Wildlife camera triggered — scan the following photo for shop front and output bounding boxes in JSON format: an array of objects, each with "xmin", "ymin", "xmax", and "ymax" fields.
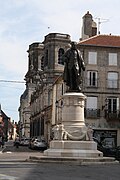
[{"xmin": 93, "ymin": 129, "xmax": 117, "ymax": 148}]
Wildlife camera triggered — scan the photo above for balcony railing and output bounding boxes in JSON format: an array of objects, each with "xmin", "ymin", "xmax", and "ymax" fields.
[
  {"xmin": 84, "ymin": 108, "xmax": 100, "ymax": 119},
  {"xmin": 105, "ymin": 110, "xmax": 120, "ymax": 121}
]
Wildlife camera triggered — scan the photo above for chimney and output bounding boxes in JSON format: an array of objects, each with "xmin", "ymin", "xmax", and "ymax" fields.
[{"xmin": 81, "ymin": 11, "xmax": 97, "ymax": 40}]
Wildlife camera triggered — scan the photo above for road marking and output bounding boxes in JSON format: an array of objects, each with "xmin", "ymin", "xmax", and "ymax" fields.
[
  {"xmin": 0, "ymin": 162, "xmax": 37, "ymax": 165},
  {"xmin": 0, "ymin": 173, "xmax": 18, "ymax": 180}
]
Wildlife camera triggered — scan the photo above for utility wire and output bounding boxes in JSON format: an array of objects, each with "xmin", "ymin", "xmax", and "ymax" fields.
[
  {"xmin": 0, "ymin": 85, "xmax": 24, "ymax": 90},
  {"xmin": 0, "ymin": 79, "xmax": 25, "ymax": 83}
]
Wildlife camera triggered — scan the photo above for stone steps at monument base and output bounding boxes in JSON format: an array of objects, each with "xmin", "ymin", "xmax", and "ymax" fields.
[
  {"xmin": 29, "ymin": 155, "xmax": 119, "ymax": 165},
  {"xmin": 44, "ymin": 149, "xmax": 103, "ymax": 157}
]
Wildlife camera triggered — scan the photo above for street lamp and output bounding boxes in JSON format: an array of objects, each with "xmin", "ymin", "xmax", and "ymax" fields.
[{"xmin": 102, "ymin": 98, "xmax": 109, "ymax": 110}]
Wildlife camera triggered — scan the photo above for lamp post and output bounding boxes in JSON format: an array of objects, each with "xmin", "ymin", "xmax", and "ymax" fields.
[{"xmin": 102, "ymin": 98, "xmax": 109, "ymax": 110}]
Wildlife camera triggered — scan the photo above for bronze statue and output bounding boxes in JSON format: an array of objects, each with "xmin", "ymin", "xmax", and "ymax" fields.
[{"xmin": 63, "ymin": 42, "xmax": 85, "ymax": 92}]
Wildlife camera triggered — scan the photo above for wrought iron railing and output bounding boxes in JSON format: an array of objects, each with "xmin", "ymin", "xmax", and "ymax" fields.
[
  {"xmin": 84, "ymin": 108, "xmax": 100, "ymax": 118},
  {"xmin": 105, "ymin": 110, "xmax": 120, "ymax": 121}
]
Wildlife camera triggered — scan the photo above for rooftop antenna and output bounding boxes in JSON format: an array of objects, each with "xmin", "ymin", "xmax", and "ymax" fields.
[{"xmin": 95, "ymin": 17, "xmax": 109, "ymax": 34}]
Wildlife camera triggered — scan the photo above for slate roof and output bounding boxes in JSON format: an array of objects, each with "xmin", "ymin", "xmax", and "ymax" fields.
[{"xmin": 78, "ymin": 35, "xmax": 120, "ymax": 48}]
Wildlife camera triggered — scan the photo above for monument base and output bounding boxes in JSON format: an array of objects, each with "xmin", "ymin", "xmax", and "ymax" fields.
[
  {"xmin": 44, "ymin": 140, "xmax": 103, "ymax": 158},
  {"xmin": 29, "ymin": 92, "xmax": 118, "ymax": 164},
  {"xmin": 29, "ymin": 140, "xmax": 118, "ymax": 164}
]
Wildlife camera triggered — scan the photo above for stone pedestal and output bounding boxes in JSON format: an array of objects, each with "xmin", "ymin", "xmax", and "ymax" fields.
[
  {"xmin": 62, "ymin": 93, "xmax": 87, "ymax": 140},
  {"xmin": 44, "ymin": 140, "xmax": 103, "ymax": 157},
  {"xmin": 44, "ymin": 92, "xmax": 103, "ymax": 158},
  {"xmin": 62, "ymin": 92, "xmax": 86, "ymax": 128}
]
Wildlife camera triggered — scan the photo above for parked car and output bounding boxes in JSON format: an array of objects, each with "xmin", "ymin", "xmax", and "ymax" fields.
[
  {"xmin": 93, "ymin": 137, "xmax": 120, "ymax": 160},
  {"xmin": 29, "ymin": 138, "xmax": 48, "ymax": 151},
  {"xmin": 115, "ymin": 146, "xmax": 120, "ymax": 161},
  {"xmin": 20, "ymin": 138, "xmax": 31, "ymax": 146}
]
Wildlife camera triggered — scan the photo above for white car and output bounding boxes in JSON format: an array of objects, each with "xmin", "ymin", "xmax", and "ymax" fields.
[{"xmin": 29, "ymin": 138, "xmax": 47, "ymax": 150}]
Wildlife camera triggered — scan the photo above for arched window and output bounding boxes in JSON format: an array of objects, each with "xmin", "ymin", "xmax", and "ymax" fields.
[
  {"xmin": 58, "ymin": 48, "xmax": 64, "ymax": 65},
  {"xmin": 44, "ymin": 49, "xmax": 48, "ymax": 66},
  {"xmin": 33, "ymin": 52, "xmax": 38, "ymax": 70},
  {"xmin": 41, "ymin": 56, "xmax": 44, "ymax": 70}
]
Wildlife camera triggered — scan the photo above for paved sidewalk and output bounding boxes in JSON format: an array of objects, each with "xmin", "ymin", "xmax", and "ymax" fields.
[
  {"xmin": 0, "ymin": 151, "xmax": 43, "ymax": 162},
  {"xmin": 0, "ymin": 146, "xmax": 5, "ymax": 153},
  {"xmin": 0, "ymin": 140, "xmax": 43, "ymax": 162},
  {"xmin": 0, "ymin": 139, "xmax": 14, "ymax": 153}
]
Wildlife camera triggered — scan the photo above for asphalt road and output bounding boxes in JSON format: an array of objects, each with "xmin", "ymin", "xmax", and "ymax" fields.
[
  {"xmin": 0, "ymin": 141, "xmax": 120, "ymax": 180},
  {"xmin": 0, "ymin": 162, "xmax": 120, "ymax": 180}
]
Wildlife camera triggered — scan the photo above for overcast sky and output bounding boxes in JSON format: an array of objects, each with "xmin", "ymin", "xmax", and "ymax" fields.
[{"xmin": 0, "ymin": 0, "xmax": 120, "ymax": 122}]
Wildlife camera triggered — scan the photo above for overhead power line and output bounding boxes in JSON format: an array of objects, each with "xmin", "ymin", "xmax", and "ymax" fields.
[{"xmin": 0, "ymin": 79, "xmax": 25, "ymax": 83}]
